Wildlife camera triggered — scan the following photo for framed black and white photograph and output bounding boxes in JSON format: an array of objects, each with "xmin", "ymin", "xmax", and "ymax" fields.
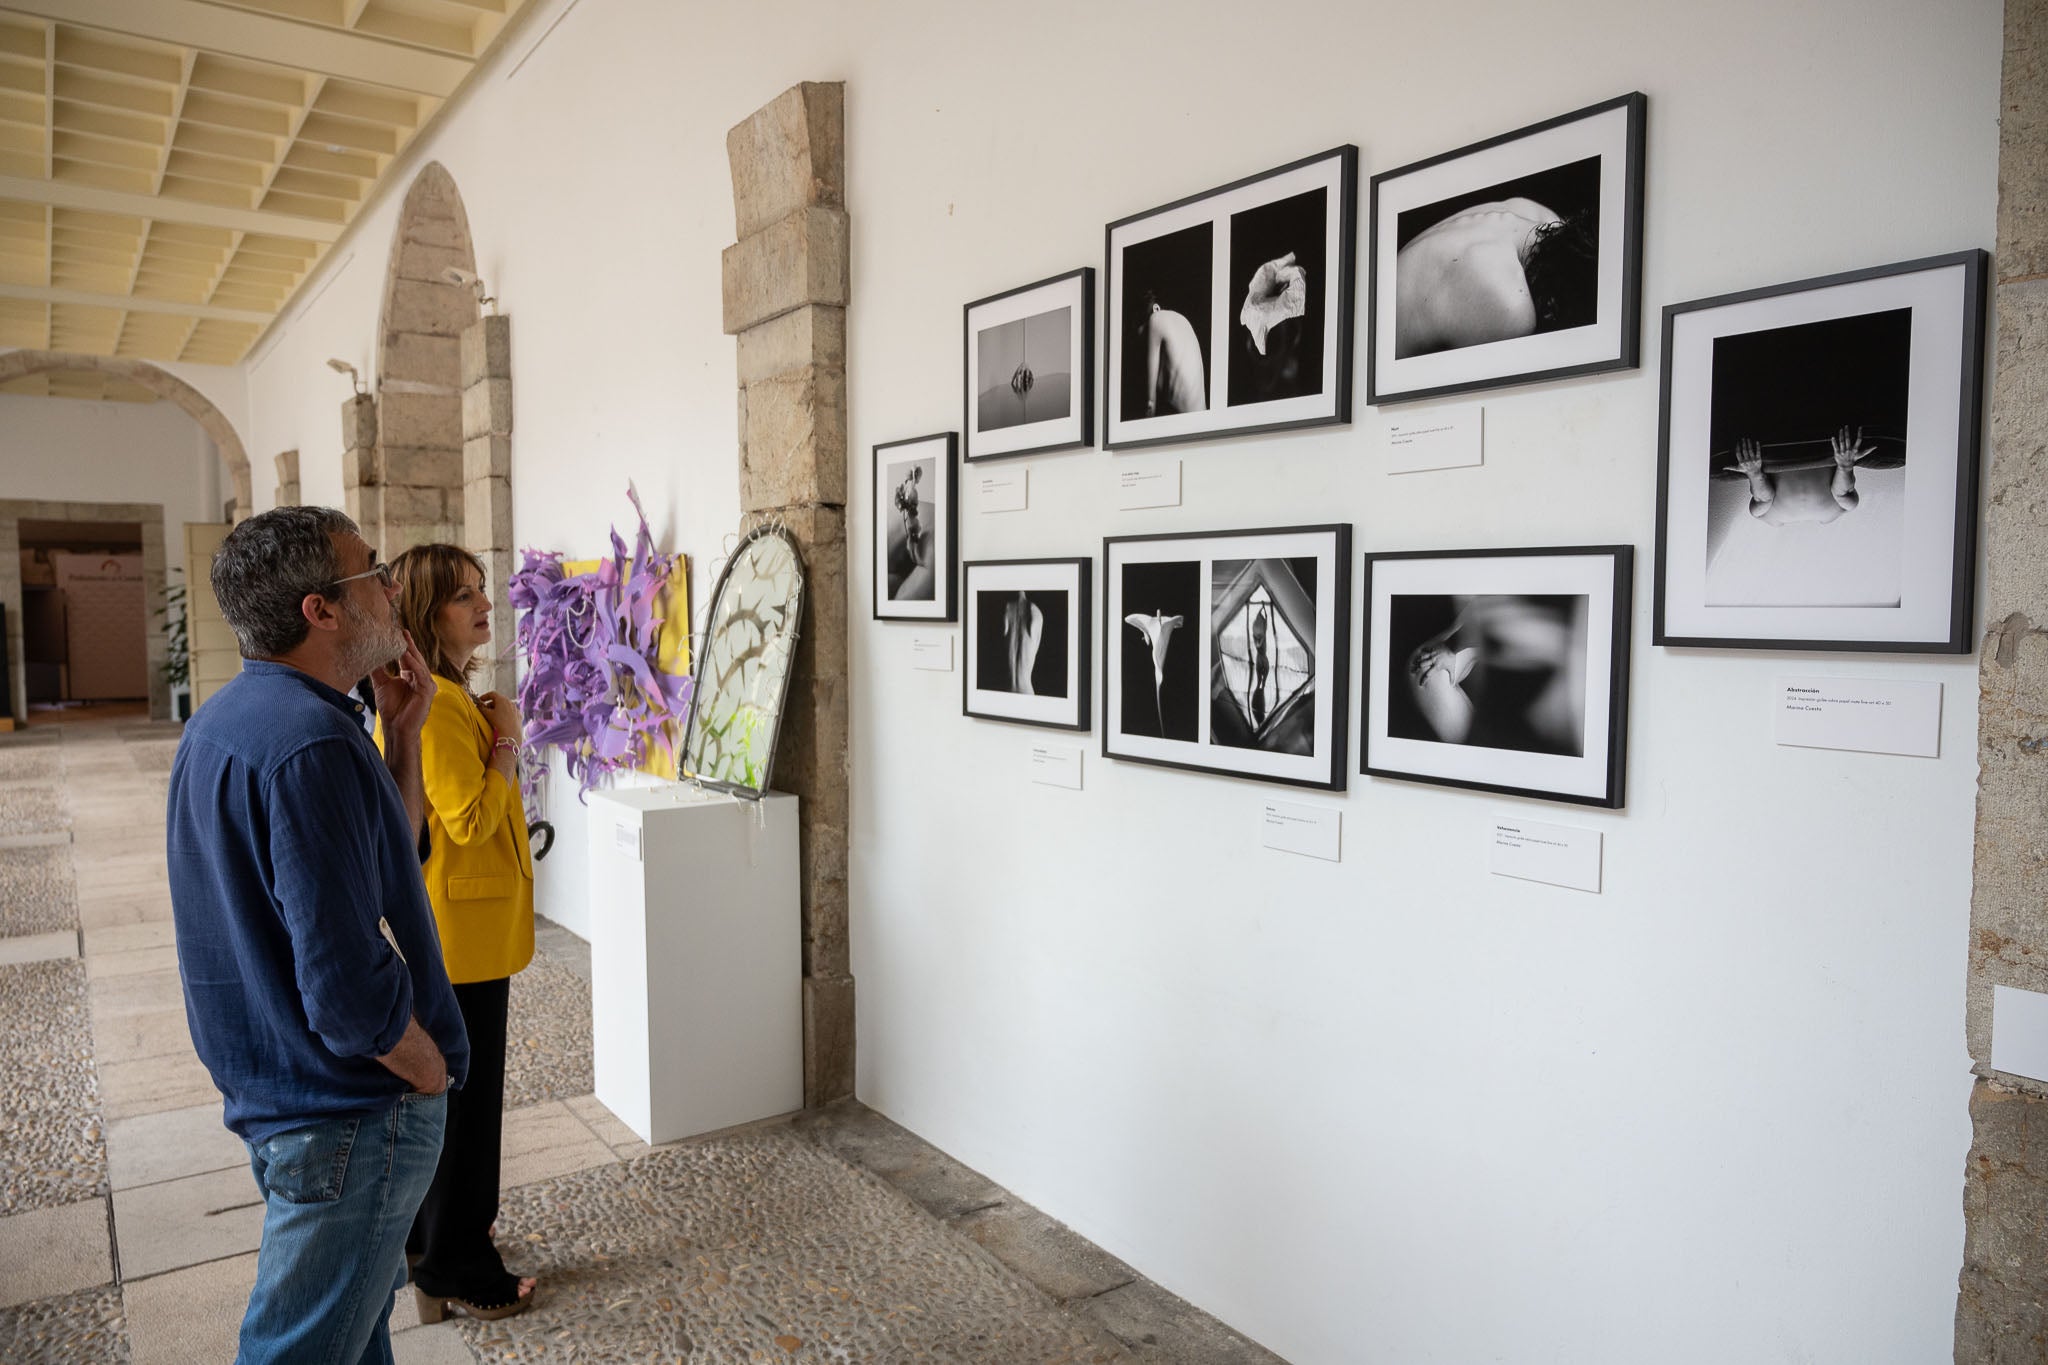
[
  {"xmin": 872, "ymin": 431, "xmax": 958, "ymax": 622},
  {"xmin": 1654, "ymin": 250, "xmax": 1988, "ymax": 652},
  {"xmin": 1104, "ymin": 146, "xmax": 1357, "ymax": 450},
  {"xmin": 1367, "ymin": 93, "xmax": 1645, "ymax": 405},
  {"xmin": 964, "ymin": 268, "xmax": 1093, "ymax": 461},
  {"xmin": 963, "ymin": 558, "xmax": 1091, "ymax": 730},
  {"xmin": 1104, "ymin": 525, "xmax": 1351, "ymax": 790},
  {"xmin": 1362, "ymin": 546, "xmax": 1632, "ymax": 808}
]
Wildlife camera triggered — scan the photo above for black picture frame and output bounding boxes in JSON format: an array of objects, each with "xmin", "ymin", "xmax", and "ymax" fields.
[
  {"xmin": 1103, "ymin": 524, "xmax": 1351, "ymax": 791},
  {"xmin": 963, "ymin": 268, "xmax": 1095, "ymax": 462},
  {"xmin": 962, "ymin": 557, "xmax": 1092, "ymax": 730},
  {"xmin": 1104, "ymin": 146, "xmax": 1357, "ymax": 451},
  {"xmin": 871, "ymin": 432, "xmax": 959, "ymax": 622},
  {"xmin": 1367, "ymin": 92, "xmax": 1646, "ymax": 406},
  {"xmin": 1652, "ymin": 250, "xmax": 1988, "ymax": 653},
  {"xmin": 1361, "ymin": 545, "xmax": 1633, "ymax": 809}
]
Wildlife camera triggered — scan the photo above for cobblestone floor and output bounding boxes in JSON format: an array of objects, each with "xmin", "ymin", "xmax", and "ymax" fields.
[
  {"xmin": 0, "ymin": 1285, "xmax": 129, "ymax": 1364},
  {"xmin": 462, "ymin": 1131, "xmax": 1128, "ymax": 1364},
  {"xmin": 506, "ymin": 945, "xmax": 595, "ymax": 1110},
  {"xmin": 0, "ymin": 749, "xmax": 61, "ymax": 782},
  {"xmin": 0, "ymin": 959, "xmax": 105, "ymax": 1215},
  {"xmin": 0, "ymin": 785, "xmax": 66, "ymax": 836},
  {"xmin": 0, "ymin": 846, "xmax": 77, "ymax": 937}
]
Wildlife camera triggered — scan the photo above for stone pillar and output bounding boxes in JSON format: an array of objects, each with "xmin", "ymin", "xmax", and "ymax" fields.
[
  {"xmin": 1956, "ymin": 2, "xmax": 2048, "ymax": 1358},
  {"xmin": 274, "ymin": 450, "xmax": 300, "ymax": 508},
  {"xmin": 340, "ymin": 393, "xmax": 380, "ymax": 544},
  {"xmin": 723, "ymin": 81, "xmax": 853, "ymax": 1106},
  {"xmin": 462, "ymin": 314, "xmax": 516, "ymax": 698}
]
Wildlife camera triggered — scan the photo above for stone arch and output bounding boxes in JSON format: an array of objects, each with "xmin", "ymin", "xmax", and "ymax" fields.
[
  {"xmin": 0, "ymin": 350, "xmax": 250, "ymax": 516},
  {"xmin": 359, "ymin": 160, "xmax": 480, "ymax": 558}
]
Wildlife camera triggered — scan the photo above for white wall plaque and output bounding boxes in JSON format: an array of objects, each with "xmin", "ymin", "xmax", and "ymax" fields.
[
  {"xmin": 1261, "ymin": 800, "xmax": 1341, "ymax": 862},
  {"xmin": 1993, "ymin": 985, "xmax": 2048, "ymax": 1085},
  {"xmin": 1385, "ymin": 407, "xmax": 1483, "ymax": 474},
  {"xmin": 1028, "ymin": 742, "xmax": 1084, "ymax": 789},
  {"xmin": 1775, "ymin": 676, "xmax": 1941, "ymax": 758},
  {"xmin": 910, "ymin": 635, "xmax": 954, "ymax": 671},
  {"xmin": 1490, "ymin": 819, "xmax": 1602, "ymax": 893},
  {"xmin": 974, "ymin": 468, "xmax": 1028, "ymax": 513},
  {"xmin": 1115, "ymin": 455, "xmax": 1183, "ymax": 510}
]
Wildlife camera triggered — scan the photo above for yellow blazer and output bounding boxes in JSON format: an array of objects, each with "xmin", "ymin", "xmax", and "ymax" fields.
[{"xmin": 378, "ymin": 675, "xmax": 534, "ymax": 984}]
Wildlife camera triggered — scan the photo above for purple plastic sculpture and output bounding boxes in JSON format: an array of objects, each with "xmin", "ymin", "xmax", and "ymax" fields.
[{"xmin": 507, "ymin": 485, "xmax": 693, "ymax": 800}]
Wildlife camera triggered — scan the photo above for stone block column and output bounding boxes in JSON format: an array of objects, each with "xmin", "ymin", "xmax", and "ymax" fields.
[
  {"xmin": 340, "ymin": 393, "xmax": 380, "ymax": 545},
  {"xmin": 722, "ymin": 80, "xmax": 853, "ymax": 1106},
  {"xmin": 274, "ymin": 450, "xmax": 300, "ymax": 508},
  {"xmin": 462, "ymin": 314, "xmax": 516, "ymax": 698},
  {"xmin": 1957, "ymin": 1, "xmax": 2048, "ymax": 1357}
]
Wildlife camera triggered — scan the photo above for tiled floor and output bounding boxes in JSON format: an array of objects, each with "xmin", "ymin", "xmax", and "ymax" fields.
[{"xmin": 0, "ymin": 705, "xmax": 1285, "ymax": 1364}]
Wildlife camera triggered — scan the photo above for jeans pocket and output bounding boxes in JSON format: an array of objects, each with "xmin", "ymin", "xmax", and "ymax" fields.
[{"xmin": 255, "ymin": 1117, "xmax": 359, "ymax": 1205}]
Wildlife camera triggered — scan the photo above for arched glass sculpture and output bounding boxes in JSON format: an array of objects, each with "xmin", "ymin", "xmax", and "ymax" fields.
[{"xmin": 680, "ymin": 525, "xmax": 805, "ymax": 797}]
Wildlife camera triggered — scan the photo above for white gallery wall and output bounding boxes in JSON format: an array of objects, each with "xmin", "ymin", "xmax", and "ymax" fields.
[
  {"xmin": 0, "ymin": 393, "xmax": 229, "ymax": 551},
  {"xmin": 233, "ymin": 1, "xmax": 2003, "ymax": 1360}
]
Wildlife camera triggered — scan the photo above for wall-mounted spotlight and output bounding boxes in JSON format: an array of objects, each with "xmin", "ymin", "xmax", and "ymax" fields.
[
  {"xmin": 325, "ymin": 358, "xmax": 366, "ymax": 395},
  {"xmin": 442, "ymin": 267, "xmax": 498, "ymax": 315}
]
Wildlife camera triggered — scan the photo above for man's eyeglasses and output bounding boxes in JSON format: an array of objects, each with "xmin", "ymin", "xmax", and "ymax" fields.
[{"xmin": 325, "ymin": 561, "xmax": 393, "ymax": 595}]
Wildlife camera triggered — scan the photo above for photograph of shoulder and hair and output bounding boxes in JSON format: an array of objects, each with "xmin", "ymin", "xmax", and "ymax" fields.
[
  {"xmin": 1106, "ymin": 145, "xmax": 1356, "ymax": 450},
  {"xmin": 167, "ymin": 507, "xmax": 478, "ymax": 1359},
  {"xmin": 871, "ymin": 432, "xmax": 958, "ymax": 621},
  {"xmin": 964, "ymin": 268, "xmax": 1094, "ymax": 461},
  {"xmin": 962, "ymin": 558, "xmax": 1091, "ymax": 730},
  {"xmin": 1362, "ymin": 546, "xmax": 1632, "ymax": 808},
  {"xmin": 1368, "ymin": 93, "xmax": 1645, "ymax": 405},
  {"xmin": 1654, "ymin": 250, "xmax": 1989, "ymax": 652},
  {"xmin": 1105, "ymin": 526, "xmax": 1350, "ymax": 790}
]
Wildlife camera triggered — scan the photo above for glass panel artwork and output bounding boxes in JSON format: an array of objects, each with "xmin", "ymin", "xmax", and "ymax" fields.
[{"xmin": 682, "ymin": 528, "xmax": 805, "ymax": 796}]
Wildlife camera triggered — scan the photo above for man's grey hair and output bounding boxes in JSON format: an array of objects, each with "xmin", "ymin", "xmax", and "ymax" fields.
[{"xmin": 210, "ymin": 506, "xmax": 359, "ymax": 659}]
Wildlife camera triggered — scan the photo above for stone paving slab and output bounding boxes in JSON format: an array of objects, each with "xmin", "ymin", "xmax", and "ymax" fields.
[
  {"xmin": 0, "ymin": 959, "xmax": 106, "ymax": 1215},
  {"xmin": 119, "ymin": 1249, "xmax": 252, "ymax": 1365},
  {"xmin": 0, "ymin": 930, "xmax": 77, "ymax": 966},
  {"xmin": 0, "ymin": 1198, "xmax": 112, "ymax": 1309},
  {"xmin": 80, "ymin": 922, "xmax": 173, "ymax": 957},
  {"xmin": 505, "ymin": 945, "xmax": 594, "ymax": 1111},
  {"xmin": 0, "ymin": 785, "xmax": 66, "ymax": 836},
  {"xmin": 0, "ymin": 845, "xmax": 78, "ymax": 937},
  {"xmin": 105, "ymin": 1102, "xmax": 240, "ymax": 1193},
  {"xmin": 78, "ymin": 893, "xmax": 173, "ymax": 931},
  {"xmin": 455, "ymin": 1130, "xmax": 1128, "ymax": 1363},
  {"xmin": 98, "ymin": 1050, "xmax": 216, "ymax": 1122},
  {"xmin": 83, "ymin": 945, "xmax": 177, "ymax": 981},
  {"xmin": 0, "ymin": 1282, "xmax": 129, "ymax": 1363},
  {"xmin": 91, "ymin": 1005, "xmax": 197, "ymax": 1068},
  {"xmin": 123, "ymin": 743, "xmax": 179, "ymax": 774},
  {"xmin": 111, "ymin": 1165, "xmax": 263, "ymax": 1280},
  {"xmin": 501, "ymin": 1100, "xmax": 616, "ymax": 1190}
]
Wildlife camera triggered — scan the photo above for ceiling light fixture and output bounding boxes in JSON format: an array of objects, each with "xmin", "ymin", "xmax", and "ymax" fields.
[{"xmin": 325, "ymin": 358, "xmax": 366, "ymax": 395}]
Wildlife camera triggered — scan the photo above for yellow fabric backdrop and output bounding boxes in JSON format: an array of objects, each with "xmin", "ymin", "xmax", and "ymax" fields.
[{"xmin": 558, "ymin": 556, "xmax": 690, "ymax": 778}]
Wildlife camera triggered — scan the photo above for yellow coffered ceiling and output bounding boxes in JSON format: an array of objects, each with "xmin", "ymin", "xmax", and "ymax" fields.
[{"xmin": 0, "ymin": 0, "xmax": 533, "ymax": 372}]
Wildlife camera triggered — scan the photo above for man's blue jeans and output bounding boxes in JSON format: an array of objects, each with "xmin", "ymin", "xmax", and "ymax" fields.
[{"xmin": 236, "ymin": 1092, "xmax": 447, "ymax": 1365}]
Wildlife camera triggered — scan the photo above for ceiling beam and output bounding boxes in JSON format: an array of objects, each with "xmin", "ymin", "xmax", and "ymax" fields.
[
  {"xmin": 0, "ymin": 0, "xmax": 470, "ymax": 97},
  {"xmin": 0, "ymin": 280, "xmax": 270, "ymax": 324},
  {"xmin": 0, "ymin": 173, "xmax": 340, "ymax": 240}
]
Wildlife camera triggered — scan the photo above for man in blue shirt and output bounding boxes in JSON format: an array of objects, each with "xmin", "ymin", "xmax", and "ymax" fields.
[{"xmin": 168, "ymin": 506, "xmax": 471, "ymax": 1365}]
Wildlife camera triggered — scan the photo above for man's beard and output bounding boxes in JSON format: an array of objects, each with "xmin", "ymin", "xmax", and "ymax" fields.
[{"xmin": 335, "ymin": 591, "xmax": 406, "ymax": 682}]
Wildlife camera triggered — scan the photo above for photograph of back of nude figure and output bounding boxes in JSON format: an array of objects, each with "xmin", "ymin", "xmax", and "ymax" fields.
[
  {"xmin": 1385, "ymin": 593, "xmax": 1589, "ymax": 758},
  {"xmin": 1703, "ymin": 307, "xmax": 1911, "ymax": 609},
  {"xmin": 1392, "ymin": 155, "xmax": 1600, "ymax": 360},
  {"xmin": 973, "ymin": 588, "xmax": 1069, "ymax": 698},
  {"xmin": 1119, "ymin": 223, "xmax": 1213, "ymax": 423}
]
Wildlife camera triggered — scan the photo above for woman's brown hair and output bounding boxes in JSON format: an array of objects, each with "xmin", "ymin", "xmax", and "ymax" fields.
[{"xmin": 389, "ymin": 543, "xmax": 489, "ymax": 688}]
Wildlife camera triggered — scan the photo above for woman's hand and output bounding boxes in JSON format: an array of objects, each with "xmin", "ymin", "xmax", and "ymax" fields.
[{"xmin": 477, "ymin": 691, "xmax": 524, "ymax": 743}]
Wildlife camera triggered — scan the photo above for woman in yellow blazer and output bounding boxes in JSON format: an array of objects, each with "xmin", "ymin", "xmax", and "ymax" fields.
[{"xmin": 381, "ymin": 543, "xmax": 536, "ymax": 1322}]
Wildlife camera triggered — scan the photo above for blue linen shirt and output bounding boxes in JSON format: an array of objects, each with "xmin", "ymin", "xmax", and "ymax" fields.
[{"xmin": 167, "ymin": 659, "xmax": 470, "ymax": 1143}]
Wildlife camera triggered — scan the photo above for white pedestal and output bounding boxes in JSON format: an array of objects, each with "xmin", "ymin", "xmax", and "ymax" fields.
[{"xmin": 585, "ymin": 784, "xmax": 802, "ymax": 1144}]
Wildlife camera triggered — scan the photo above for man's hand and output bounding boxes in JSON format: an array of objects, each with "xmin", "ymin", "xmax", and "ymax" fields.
[
  {"xmin": 371, "ymin": 631, "xmax": 435, "ymax": 744},
  {"xmin": 376, "ymin": 1016, "xmax": 448, "ymax": 1095}
]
